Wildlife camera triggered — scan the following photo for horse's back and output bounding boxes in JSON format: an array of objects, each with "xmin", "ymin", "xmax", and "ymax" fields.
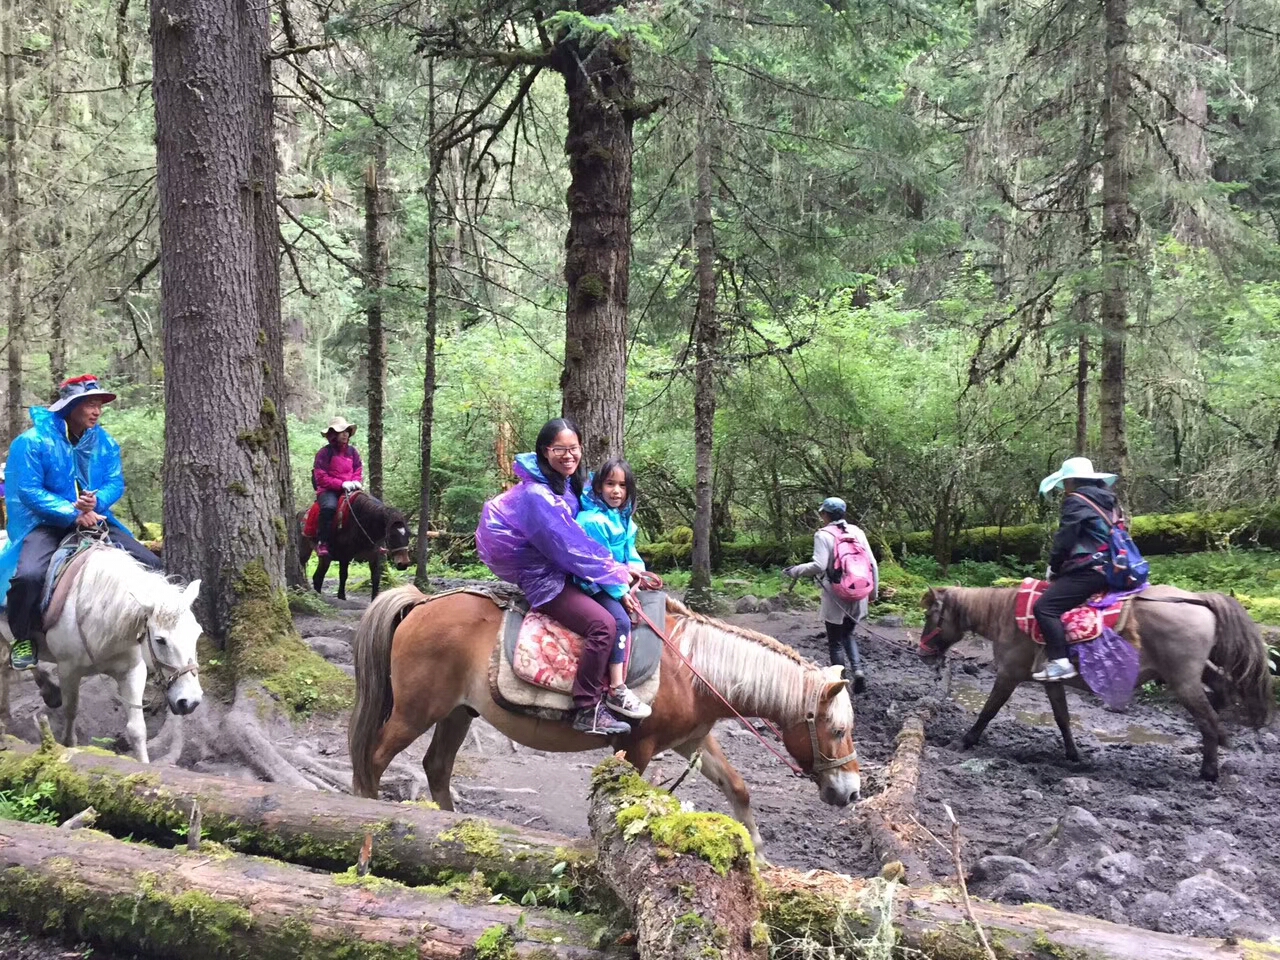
[
  {"xmin": 1132, "ymin": 585, "xmax": 1219, "ymax": 646},
  {"xmin": 395, "ymin": 590, "xmax": 504, "ymax": 660}
]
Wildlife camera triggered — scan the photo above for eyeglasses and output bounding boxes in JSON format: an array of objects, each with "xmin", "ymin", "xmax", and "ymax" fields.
[{"xmin": 548, "ymin": 445, "xmax": 581, "ymax": 457}]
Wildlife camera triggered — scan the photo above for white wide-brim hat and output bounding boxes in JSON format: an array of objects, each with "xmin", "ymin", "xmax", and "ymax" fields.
[
  {"xmin": 1039, "ymin": 457, "xmax": 1118, "ymax": 496},
  {"xmin": 323, "ymin": 416, "xmax": 357, "ymax": 438}
]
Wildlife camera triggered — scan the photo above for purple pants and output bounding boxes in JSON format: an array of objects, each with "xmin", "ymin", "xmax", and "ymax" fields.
[{"xmin": 536, "ymin": 583, "xmax": 618, "ymax": 710}]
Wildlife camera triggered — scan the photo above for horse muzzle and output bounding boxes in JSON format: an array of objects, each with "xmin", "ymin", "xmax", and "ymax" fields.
[
  {"xmin": 168, "ymin": 694, "xmax": 202, "ymax": 716},
  {"xmin": 820, "ymin": 771, "xmax": 861, "ymax": 807}
]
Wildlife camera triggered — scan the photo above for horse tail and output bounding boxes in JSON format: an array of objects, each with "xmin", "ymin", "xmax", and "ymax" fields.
[
  {"xmin": 1203, "ymin": 592, "xmax": 1275, "ymax": 728},
  {"xmin": 349, "ymin": 583, "xmax": 427, "ymax": 797}
]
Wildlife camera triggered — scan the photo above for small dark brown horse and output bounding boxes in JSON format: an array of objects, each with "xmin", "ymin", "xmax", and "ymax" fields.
[
  {"xmin": 297, "ymin": 492, "xmax": 412, "ymax": 600},
  {"xmin": 918, "ymin": 585, "xmax": 1274, "ymax": 781}
]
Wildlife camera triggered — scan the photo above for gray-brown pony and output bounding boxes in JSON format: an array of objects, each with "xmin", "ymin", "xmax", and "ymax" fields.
[{"xmin": 917, "ymin": 585, "xmax": 1273, "ymax": 780}]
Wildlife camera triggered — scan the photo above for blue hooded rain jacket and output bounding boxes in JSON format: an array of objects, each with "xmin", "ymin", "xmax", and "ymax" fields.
[
  {"xmin": 0, "ymin": 407, "xmax": 130, "ymax": 606},
  {"xmin": 575, "ymin": 486, "xmax": 645, "ymax": 599}
]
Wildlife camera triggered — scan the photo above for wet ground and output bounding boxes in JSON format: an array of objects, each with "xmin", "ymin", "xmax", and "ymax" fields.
[{"xmin": 3, "ymin": 593, "xmax": 1279, "ymax": 955}]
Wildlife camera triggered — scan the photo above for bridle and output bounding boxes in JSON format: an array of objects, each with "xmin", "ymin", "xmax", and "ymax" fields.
[
  {"xmin": 139, "ymin": 621, "xmax": 200, "ymax": 692},
  {"xmin": 343, "ymin": 491, "xmax": 406, "ymax": 559},
  {"xmin": 634, "ymin": 606, "xmax": 858, "ymax": 780}
]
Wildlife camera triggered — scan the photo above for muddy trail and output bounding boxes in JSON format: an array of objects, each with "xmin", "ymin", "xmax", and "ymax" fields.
[{"xmin": 3, "ymin": 588, "xmax": 1279, "ymax": 957}]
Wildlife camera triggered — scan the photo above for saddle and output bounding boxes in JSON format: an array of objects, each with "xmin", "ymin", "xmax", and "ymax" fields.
[
  {"xmin": 1014, "ymin": 578, "xmax": 1138, "ymax": 646},
  {"xmin": 488, "ymin": 590, "xmax": 666, "ymax": 722},
  {"xmin": 302, "ymin": 495, "xmax": 355, "ymax": 539},
  {"xmin": 40, "ymin": 533, "xmax": 105, "ymax": 632}
]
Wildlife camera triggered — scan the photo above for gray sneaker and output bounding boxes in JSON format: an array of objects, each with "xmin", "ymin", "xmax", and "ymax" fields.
[
  {"xmin": 1032, "ymin": 658, "xmax": 1078, "ymax": 682},
  {"xmin": 573, "ymin": 703, "xmax": 631, "ymax": 736},
  {"xmin": 605, "ymin": 684, "xmax": 652, "ymax": 720}
]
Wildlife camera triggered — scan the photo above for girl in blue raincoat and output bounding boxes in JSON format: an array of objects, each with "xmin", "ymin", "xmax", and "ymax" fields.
[
  {"xmin": 576, "ymin": 459, "xmax": 651, "ymax": 723},
  {"xmin": 475, "ymin": 419, "xmax": 639, "ymax": 737}
]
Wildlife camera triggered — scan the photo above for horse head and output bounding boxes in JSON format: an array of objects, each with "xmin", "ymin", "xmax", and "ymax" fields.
[
  {"xmin": 383, "ymin": 509, "xmax": 412, "ymax": 570},
  {"xmin": 918, "ymin": 586, "xmax": 965, "ymax": 660},
  {"xmin": 776, "ymin": 664, "xmax": 861, "ymax": 806},
  {"xmin": 135, "ymin": 577, "xmax": 205, "ymax": 716}
]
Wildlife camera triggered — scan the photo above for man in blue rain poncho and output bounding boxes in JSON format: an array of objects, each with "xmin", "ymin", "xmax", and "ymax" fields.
[{"xmin": 0, "ymin": 376, "xmax": 161, "ymax": 669}]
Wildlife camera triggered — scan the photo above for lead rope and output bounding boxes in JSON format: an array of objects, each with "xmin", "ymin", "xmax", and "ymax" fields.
[{"xmin": 633, "ymin": 605, "xmax": 808, "ymax": 777}]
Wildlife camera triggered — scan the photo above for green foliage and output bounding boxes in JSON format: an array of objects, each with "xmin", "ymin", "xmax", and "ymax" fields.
[{"xmin": 0, "ymin": 780, "xmax": 59, "ymax": 825}]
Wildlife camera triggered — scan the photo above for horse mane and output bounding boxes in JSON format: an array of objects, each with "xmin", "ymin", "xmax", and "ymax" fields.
[
  {"xmin": 945, "ymin": 586, "xmax": 1018, "ymax": 640},
  {"xmin": 77, "ymin": 547, "xmax": 189, "ymax": 635},
  {"xmin": 664, "ymin": 596, "xmax": 852, "ymax": 727}
]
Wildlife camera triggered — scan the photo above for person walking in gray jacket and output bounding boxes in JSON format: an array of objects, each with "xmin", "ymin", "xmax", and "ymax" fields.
[{"xmin": 785, "ymin": 496, "xmax": 878, "ymax": 693}]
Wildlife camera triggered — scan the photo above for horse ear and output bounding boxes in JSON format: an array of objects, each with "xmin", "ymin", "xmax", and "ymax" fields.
[
  {"xmin": 920, "ymin": 587, "xmax": 937, "ymax": 610},
  {"xmin": 182, "ymin": 579, "xmax": 202, "ymax": 608},
  {"xmin": 130, "ymin": 591, "xmax": 156, "ymax": 613},
  {"xmin": 822, "ymin": 664, "xmax": 849, "ymax": 694}
]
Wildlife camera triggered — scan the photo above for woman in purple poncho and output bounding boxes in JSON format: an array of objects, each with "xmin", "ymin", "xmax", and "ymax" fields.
[{"xmin": 476, "ymin": 418, "xmax": 637, "ymax": 738}]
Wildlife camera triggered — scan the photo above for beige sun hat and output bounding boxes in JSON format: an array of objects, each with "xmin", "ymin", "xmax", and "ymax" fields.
[{"xmin": 323, "ymin": 416, "xmax": 357, "ymax": 438}]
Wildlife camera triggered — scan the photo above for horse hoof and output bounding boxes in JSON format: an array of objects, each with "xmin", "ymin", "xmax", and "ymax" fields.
[
  {"xmin": 1200, "ymin": 767, "xmax": 1219, "ymax": 782},
  {"xmin": 959, "ymin": 735, "xmax": 977, "ymax": 751}
]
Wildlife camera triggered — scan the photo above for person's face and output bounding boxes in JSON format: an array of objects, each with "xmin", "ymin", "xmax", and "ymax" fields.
[
  {"xmin": 601, "ymin": 468, "xmax": 628, "ymax": 509},
  {"xmin": 329, "ymin": 430, "xmax": 350, "ymax": 447},
  {"xmin": 1063, "ymin": 479, "xmax": 1080, "ymax": 493},
  {"xmin": 66, "ymin": 399, "xmax": 105, "ymax": 434},
  {"xmin": 544, "ymin": 430, "xmax": 581, "ymax": 478}
]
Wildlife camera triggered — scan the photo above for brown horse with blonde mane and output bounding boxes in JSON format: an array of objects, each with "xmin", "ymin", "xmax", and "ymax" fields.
[
  {"xmin": 348, "ymin": 587, "xmax": 861, "ymax": 849},
  {"xmin": 917, "ymin": 585, "xmax": 1273, "ymax": 781}
]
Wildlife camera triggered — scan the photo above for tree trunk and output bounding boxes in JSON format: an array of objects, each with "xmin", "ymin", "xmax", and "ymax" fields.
[
  {"xmin": 416, "ymin": 61, "xmax": 440, "ymax": 587},
  {"xmin": 688, "ymin": 30, "xmax": 719, "ymax": 611},
  {"xmin": 153, "ymin": 0, "xmax": 294, "ymax": 639},
  {"xmin": 589, "ymin": 757, "xmax": 765, "ymax": 960},
  {"xmin": 554, "ymin": 33, "xmax": 635, "ymax": 462},
  {"xmin": 3, "ymin": 0, "xmax": 23, "ymax": 443},
  {"xmin": 45, "ymin": 0, "xmax": 68, "ymax": 390},
  {"xmin": 0, "ymin": 819, "xmax": 613, "ymax": 960},
  {"xmin": 365, "ymin": 134, "xmax": 389, "ymax": 501},
  {"xmin": 1076, "ymin": 335, "xmax": 1089, "ymax": 456},
  {"xmin": 0, "ymin": 741, "xmax": 594, "ymax": 894},
  {"xmin": 1099, "ymin": 0, "xmax": 1132, "ymax": 476}
]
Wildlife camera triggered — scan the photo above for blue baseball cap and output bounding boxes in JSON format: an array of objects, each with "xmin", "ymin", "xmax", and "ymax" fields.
[{"xmin": 819, "ymin": 497, "xmax": 846, "ymax": 516}]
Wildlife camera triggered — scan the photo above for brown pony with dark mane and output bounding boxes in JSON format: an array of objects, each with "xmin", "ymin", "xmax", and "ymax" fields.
[
  {"xmin": 917, "ymin": 585, "xmax": 1273, "ymax": 780},
  {"xmin": 347, "ymin": 586, "xmax": 861, "ymax": 850},
  {"xmin": 297, "ymin": 492, "xmax": 411, "ymax": 600}
]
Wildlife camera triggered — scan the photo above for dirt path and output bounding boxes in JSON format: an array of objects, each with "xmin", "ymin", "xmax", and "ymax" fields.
[{"xmin": 4, "ymin": 591, "xmax": 1279, "ymax": 955}]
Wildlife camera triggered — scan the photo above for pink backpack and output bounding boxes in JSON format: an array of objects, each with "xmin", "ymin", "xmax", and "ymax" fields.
[{"xmin": 823, "ymin": 523, "xmax": 875, "ymax": 603}]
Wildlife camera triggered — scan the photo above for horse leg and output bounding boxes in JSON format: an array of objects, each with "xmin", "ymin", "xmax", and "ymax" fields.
[
  {"xmin": 371, "ymin": 555, "xmax": 383, "ymax": 601},
  {"xmin": 962, "ymin": 672, "xmax": 1019, "ymax": 749},
  {"xmin": 1167, "ymin": 671, "xmax": 1225, "ymax": 781},
  {"xmin": 59, "ymin": 671, "xmax": 83, "ymax": 748},
  {"xmin": 312, "ymin": 557, "xmax": 330, "ymax": 594},
  {"xmin": 424, "ymin": 707, "xmax": 474, "ymax": 810},
  {"xmin": 674, "ymin": 734, "xmax": 765, "ymax": 852},
  {"xmin": 363, "ymin": 701, "xmax": 450, "ymax": 800},
  {"xmin": 1043, "ymin": 682, "xmax": 1080, "ymax": 762},
  {"xmin": 338, "ymin": 561, "xmax": 349, "ymax": 601},
  {"xmin": 33, "ymin": 663, "xmax": 62, "ymax": 710},
  {"xmin": 116, "ymin": 660, "xmax": 149, "ymax": 763}
]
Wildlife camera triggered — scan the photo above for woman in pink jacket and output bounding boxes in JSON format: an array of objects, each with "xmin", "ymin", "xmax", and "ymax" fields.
[{"xmin": 313, "ymin": 417, "xmax": 364, "ymax": 558}]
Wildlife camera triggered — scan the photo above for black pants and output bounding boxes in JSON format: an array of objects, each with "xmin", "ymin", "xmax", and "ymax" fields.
[
  {"xmin": 825, "ymin": 616, "xmax": 862, "ymax": 674},
  {"xmin": 1034, "ymin": 568, "xmax": 1109, "ymax": 660},
  {"xmin": 6, "ymin": 523, "xmax": 162, "ymax": 643},
  {"xmin": 317, "ymin": 490, "xmax": 340, "ymax": 543}
]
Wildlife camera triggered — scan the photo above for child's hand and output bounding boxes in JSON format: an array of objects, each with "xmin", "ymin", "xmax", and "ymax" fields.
[
  {"xmin": 636, "ymin": 571, "xmax": 663, "ymax": 591},
  {"xmin": 622, "ymin": 591, "xmax": 642, "ymax": 619}
]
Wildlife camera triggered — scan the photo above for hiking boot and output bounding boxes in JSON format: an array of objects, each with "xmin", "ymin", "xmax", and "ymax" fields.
[
  {"xmin": 572, "ymin": 703, "xmax": 631, "ymax": 737},
  {"xmin": 606, "ymin": 684, "xmax": 652, "ymax": 720},
  {"xmin": 9, "ymin": 638, "xmax": 36, "ymax": 671},
  {"xmin": 316, "ymin": 542, "xmax": 330, "ymax": 559},
  {"xmin": 852, "ymin": 669, "xmax": 866, "ymax": 695},
  {"xmin": 1033, "ymin": 658, "xmax": 1078, "ymax": 682}
]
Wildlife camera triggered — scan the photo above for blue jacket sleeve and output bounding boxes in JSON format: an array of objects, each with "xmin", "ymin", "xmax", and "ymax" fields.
[
  {"xmin": 12, "ymin": 436, "xmax": 77, "ymax": 526},
  {"xmin": 625, "ymin": 519, "xmax": 645, "ymax": 569},
  {"xmin": 93, "ymin": 434, "xmax": 126, "ymax": 511},
  {"xmin": 524, "ymin": 488, "xmax": 629, "ymax": 589}
]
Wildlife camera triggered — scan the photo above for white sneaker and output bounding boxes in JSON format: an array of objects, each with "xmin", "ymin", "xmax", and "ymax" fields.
[
  {"xmin": 605, "ymin": 684, "xmax": 652, "ymax": 719},
  {"xmin": 1032, "ymin": 658, "xmax": 1078, "ymax": 682}
]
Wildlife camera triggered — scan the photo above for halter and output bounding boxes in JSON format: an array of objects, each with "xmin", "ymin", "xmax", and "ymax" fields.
[
  {"xmin": 634, "ymin": 606, "xmax": 858, "ymax": 780},
  {"xmin": 343, "ymin": 491, "xmax": 398, "ymax": 557}
]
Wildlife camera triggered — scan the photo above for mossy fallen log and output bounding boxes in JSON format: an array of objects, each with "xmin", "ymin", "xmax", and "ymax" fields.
[
  {"xmin": 588, "ymin": 756, "xmax": 765, "ymax": 960},
  {"xmin": 0, "ymin": 818, "xmax": 619, "ymax": 960},
  {"xmin": 761, "ymin": 867, "xmax": 1280, "ymax": 960},
  {"xmin": 0, "ymin": 739, "xmax": 594, "ymax": 901}
]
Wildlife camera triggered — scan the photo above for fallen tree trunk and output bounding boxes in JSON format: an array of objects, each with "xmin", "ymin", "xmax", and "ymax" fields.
[
  {"xmin": 588, "ymin": 756, "xmax": 765, "ymax": 960},
  {"xmin": 850, "ymin": 665, "xmax": 952, "ymax": 883},
  {"xmin": 0, "ymin": 819, "xmax": 616, "ymax": 960},
  {"xmin": 762, "ymin": 867, "xmax": 1273, "ymax": 960},
  {"xmin": 0, "ymin": 738, "xmax": 592, "ymax": 898}
]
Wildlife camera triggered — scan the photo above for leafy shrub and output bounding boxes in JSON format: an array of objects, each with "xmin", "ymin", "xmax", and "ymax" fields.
[{"xmin": 0, "ymin": 780, "xmax": 59, "ymax": 825}]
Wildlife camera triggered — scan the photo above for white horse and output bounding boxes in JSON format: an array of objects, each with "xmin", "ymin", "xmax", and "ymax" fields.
[{"xmin": 0, "ymin": 544, "xmax": 204, "ymax": 762}]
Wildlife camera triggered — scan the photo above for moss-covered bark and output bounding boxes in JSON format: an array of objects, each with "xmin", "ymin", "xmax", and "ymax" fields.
[
  {"xmin": 0, "ymin": 818, "xmax": 618, "ymax": 960},
  {"xmin": 0, "ymin": 740, "xmax": 599, "ymax": 906}
]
